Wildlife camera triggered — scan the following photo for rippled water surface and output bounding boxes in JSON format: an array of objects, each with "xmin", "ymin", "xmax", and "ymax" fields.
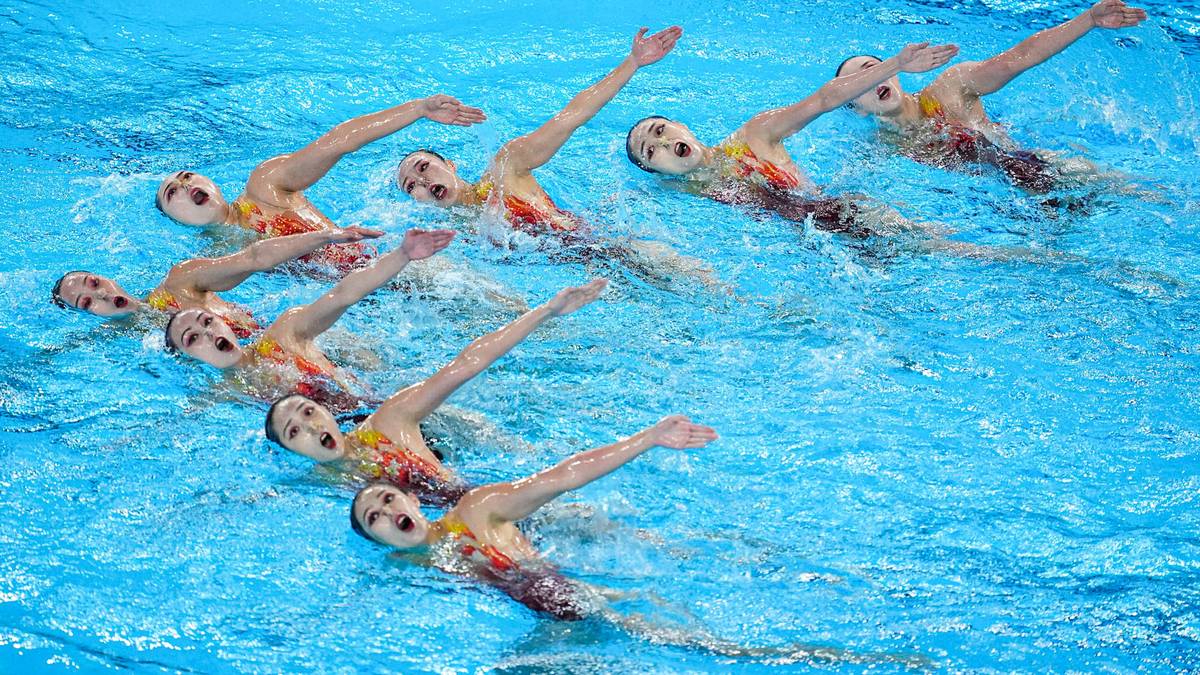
[{"xmin": 2, "ymin": 0, "xmax": 1199, "ymax": 672}]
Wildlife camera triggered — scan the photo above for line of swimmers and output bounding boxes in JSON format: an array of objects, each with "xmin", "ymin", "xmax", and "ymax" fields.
[{"xmin": 49, "ymin": 1, "xmax": 1149, "ymax": 654}]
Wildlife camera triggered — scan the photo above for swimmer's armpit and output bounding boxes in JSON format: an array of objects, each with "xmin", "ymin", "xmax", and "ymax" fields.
[
  {"xmin": 496, "ymin": 26, "xmax": 681, "ymax": 174},
  {"xmin": 377, "ymin": 279, "xmax": 608, "ymax": 424},
  {"xmin": 270, "ymin": 229, "xmax": 454, "ymax": 342},
  {"xmin": 476, "ymin": 416, "xmax": 717, "ymax": 523},
  {"xmin": 258, "ymin": 96, "xmax": 486, "ymax": 194},
  {"xmin": 740, "ymin": 42, "xmax": 958, "ymax": 146},
  {"xmin": 167, "ymin": 228, "xmax": 383, "ymax": 293},
  {"xmin": 948, "ymin": 0, "xmax": 1147, "ymax": 97}
]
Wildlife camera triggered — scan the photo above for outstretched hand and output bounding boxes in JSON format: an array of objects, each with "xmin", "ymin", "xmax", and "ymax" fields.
[
  {"xmin": 1089, "ymin": 0, "xmax": 1147, "ymax": 29},
  {"xmin": 400, "ymin": 228, "xmax": 456, "ymax": 260},
  {"xmin": 896, "ymin": 42, "xmax": 959, "ymax": 73},
  {"xmin": 646, "ymin": 415, "xmax": 718, "ymax": 449},
  {"xmin": 422, "ymin": 94, "xmax": 487, "ymax": 127},
  {"xmin": 332, "ymin": 226, "xmax": 385, "ymax": 243},
  {"xmin": 631, "ymin": 26, "xmax": 683, "ymax": 67},
  {"xmin": 545, "ymin": 278, "xmax": 607, "ymax": 317}
]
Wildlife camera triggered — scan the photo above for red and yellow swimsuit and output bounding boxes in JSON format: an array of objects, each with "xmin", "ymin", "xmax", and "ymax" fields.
[
  {"xmin": 249, "ymin": 336, "xmax": 341, "ymax": 401},
  {"xmin": 475, "ymin": 179, "xmax": 582, "ymax": 236},
  {"xmin": 234, "ymin": 199, "xmax": 374, "ymax": 271},
  {"xmin": 348, "ymin": 426, "xmax": 448, "ymax": 491},
  {"xmin": 716, "ymin": 140, "xmax": 804, "ymax": 192},
  {"xmin": 442, "ymin": 515, "xmax": 517, "ymax": 572},
  {"xmin": 146, "ymin": 288, "xmax": 260, "ymax": 339}
]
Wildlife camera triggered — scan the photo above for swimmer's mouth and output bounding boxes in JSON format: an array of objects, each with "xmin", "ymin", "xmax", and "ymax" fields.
[
  {"xmin": 190, "ymin": 187, "xmax": 209, "ymax": 206},
  {"xmin": 877, "ymin": 85, "xmax": 891, "ymax": 101},
  {"xmin": 396, "ymin": 514, "xmax": 414, "ymax": 532},
  {"xmin": 214, "ymin": 336, "xmax": 234, "ymax": 352},
  {"xmin": 431, "ymin": 184, "xmax": 447, "ymax": 201},
  {"xmin": 674, "ymin": 142, "xmax": 691, "ymax": 158},
  {"xmin": 113, "ymin": 296, "xmax": 128, "ymax": 308},
  {"xmin": 320, "ymin": 432, "xmax": 336, "ymax": 450}
]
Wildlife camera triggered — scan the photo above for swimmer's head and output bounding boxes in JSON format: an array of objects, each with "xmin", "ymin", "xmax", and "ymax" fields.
[
  {"xmin": 53, "ymin": 271, "xmax": 138, "ymax": 317},
  {"xmin": 397, "ymin": 150, "xmax": 465, "ymax": 207},
  {"xmin": 155, "ymin": 171, "xmax": 228, "ymax": 226},
  {"xmin": 625, "ymin": 116, "xmax": 706, "ymax": 176},
  {"xmin": 835, "ymin": 55, "xmax": 904, "ymax": 116},
  {"xmin": 165, "ymin": 308, "xmax": 243, "ymax": 368},
  {"xmin": 265, "ymin": 394, "xmax": 345, "ymax": 462},
  {"xmin": 350, "ymin": 483, "xmax": 430, "ymax": 549}
]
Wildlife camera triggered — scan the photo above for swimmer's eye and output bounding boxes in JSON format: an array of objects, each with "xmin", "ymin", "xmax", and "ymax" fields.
[
  {"xmin": 654, "ymin": 124, "xmax": 664, "ymax": 136},
  {"xmin": 184, "ymin": 332, "xmax": 197, "ymax": 347},
  {"xmin": 367, "ymin": 512, "xmax": 378, "ymax": 525},
  {"xmin": 647, "ymin": 147, "xmax": 655, "ymax": 159},
  {"xmin": 287, "ymin": 426, "xmax": 298, "ymax": 440},
  {"xmin": 202, "ymin": 315, "xmax": 212, "ymax": 327},
  {"xmin": 181, "ymin": 172, "xmax": 193, "ymax": 180},
  {"xmin": 166, "ymin": 187, "xmax": 176, "ymax": 200},
  {"xmin": 418, "ymin": 161, "xmax": 428, "ymax": 173},
  {"xmin": 79, "ymin": 297, "xmax": 92, "ymax": 310},
  {"xmin": 384, "ymin": 493, "xmax": 393, "ymax": 504},
  {"xmin": 405, "ymin": 181, "xmax": 414, "ymax": 194},
  {"xmin": 863, "ymin": 62, "xmax": 874, "ymax": 70},
  {"xmin": 303, "ymin": 406, "xmax": 313, "ymax": 417},
  {"xmin": 87, "ymin": 276, "xmax": 99, "ymax": 288}
]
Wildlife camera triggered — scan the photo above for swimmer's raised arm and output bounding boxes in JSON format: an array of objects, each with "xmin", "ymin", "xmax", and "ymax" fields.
[
  {"xmin": 942, "ymin": 0, "xmax": 1146, "ymax": 97},
  {"xmin": 166, "ymin": 227, "xmax": 383, "ymax": 293},
  {"xmin": 252, "ymin": 96, "xmax": 486, "ymax": 195},
  {"xmin": 378, "ymin": 279, "xmax": 608, "ymax": 423},
  {"xmin": 739, "ymin": 42, "xmax": 958, "ymax": 146},
  {"xmin": 495, "ymin": 26, "xmax": 681, "ymax": 174},
  {"xmin": 472, "ymin": 416, "xmax": 717, "ymax": 522},
  {"xmin": 271, "ymin": 229, "xmax": 455, "ymax": 341}
]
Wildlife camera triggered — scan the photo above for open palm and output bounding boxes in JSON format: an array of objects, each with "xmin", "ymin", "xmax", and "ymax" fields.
[
  {"xmin": 545, "ymin": 279, "xmax": 607, "ymax": 316},
  {"xmin": 897, "ymin": 42, "xmax": 960, "ymax": 73},
  {"xmin": 631, "ymin": 26, "xmax": 683, "ymax": 67},
  {"xmin": 401, "ymin": 228, "xmax": 456, "ymax": 260},
  {"xmin": 422, "ymin": 94, "xmax": 487, "ymax": 127},
  {"xmin": 1090, "ymin": 0, "xmax": 1147, "ymax": 29},
  {"xmin": 647, "ymin": 415, "xmax": 718, "ymax": 449}
]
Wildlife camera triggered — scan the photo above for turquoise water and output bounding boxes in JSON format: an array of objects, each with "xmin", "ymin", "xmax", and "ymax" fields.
[{"xmin": 3, "ymin": 0, "xmax": 1199, "ymax": 671}]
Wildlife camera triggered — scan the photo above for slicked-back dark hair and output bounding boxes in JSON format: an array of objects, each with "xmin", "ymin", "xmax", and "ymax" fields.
[
  {"xmin": 163, "ymin": 312, "xmax": 182, "ymax": 352},
  {"xmin": 264, "ymin": 394, "xmax": 305, "ymax": 445},
  {"xmin": 349, "ymin": 487, "xmax": 376, "ymax": 541},
  {"xmin": 625, "ymin": 116, "xmax": 670, "ymax": 174},
  {"xmin": 835, "ymin": 54, "xmax": 884, "ymax": 78},
  {"xmin": 51, "ymin": 270, "xmax": 88, "ymax": 309},
  {"xmin": 401, "ymin": 149, "xmax": 447, "ymax": 167}
]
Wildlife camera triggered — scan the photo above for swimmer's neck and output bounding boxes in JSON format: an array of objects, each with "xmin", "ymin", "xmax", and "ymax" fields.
[
  {"xmin": 877, "ymin": 93, "xmax": 924, "ymax": 127},
  {"xmin": 683, "ymin": 144, "xmax": 720, "ymax": 179}
]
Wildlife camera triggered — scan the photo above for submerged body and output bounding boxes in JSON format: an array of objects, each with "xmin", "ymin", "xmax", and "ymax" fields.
[
  {"xmin": 625, "ymin": 41, "xmax": 960, "ymax": 236},
  {"xmin": 265, "ymin": 280, "xmax": 609, "ymax": 506},
  {"xmin": 351, "ymin": 415, "xmax": 717, "ymax": 620},
  {"xmin": 167, "ymin": 229, "xmax": 455, "ymax": 411},
  {"xmin": 154, "ymin": 96, "xmax": 485, "ymax": 270},
  {"xmin": 836, "ymin": 0, "xmax": 1147, "ymax": 191}
]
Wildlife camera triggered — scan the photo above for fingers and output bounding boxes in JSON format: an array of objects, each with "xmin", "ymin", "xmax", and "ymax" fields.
[
  {"xmin": 635, "ymin": 27, "xmax": 648, "ymax": 41},
  {"xmin": 348, "ymin": 227, "xmax": 384, "ymax": 239}
]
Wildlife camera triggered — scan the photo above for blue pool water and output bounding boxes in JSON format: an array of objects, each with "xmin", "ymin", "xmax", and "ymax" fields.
[{"xmin": 3, "ymin": 0, "xmax": 1199, "ymax": 671}]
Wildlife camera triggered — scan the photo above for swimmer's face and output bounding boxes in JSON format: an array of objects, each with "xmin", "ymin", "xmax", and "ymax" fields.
[
  {"xmin": 353, "ymin": 484, "xmax": 430, "ymax": 549},
  {"xmin": 156, "ymin": 171, "xmax": 227, "ymax": 225},
  {"xmin": 269, "ymin": 395, "xmax": 344, "ymax": 462},
  {"xmin": 840, "ymin": 56, "xmax": 904, "ymax": 116},
  {"xmin": 169, "ymin": 308, "xmax": 243, "ymax": 368},
  {"xmin": 627, "ymin": 118, "xmax": 705, "ymax": 176},
  {"xmin": 56, "ymin": 272, "xmax": 136, "ymax": 317},
  {"xmin": 398, "ymin": 152, "xmax": 459, "ymax": 207}
]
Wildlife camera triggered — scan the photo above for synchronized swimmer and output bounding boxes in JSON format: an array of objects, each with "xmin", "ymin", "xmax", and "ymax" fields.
[
  {"xmin": 835, "ymin": 0, "xmax": 1147, "ymax": 191},
  {"xmin": 155, "ymin": 95, "xmax": 484, "ymax": 270},
  {"xmin": 50, "ymin": 2, "xmax": 1154, "ymax": 660}
]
